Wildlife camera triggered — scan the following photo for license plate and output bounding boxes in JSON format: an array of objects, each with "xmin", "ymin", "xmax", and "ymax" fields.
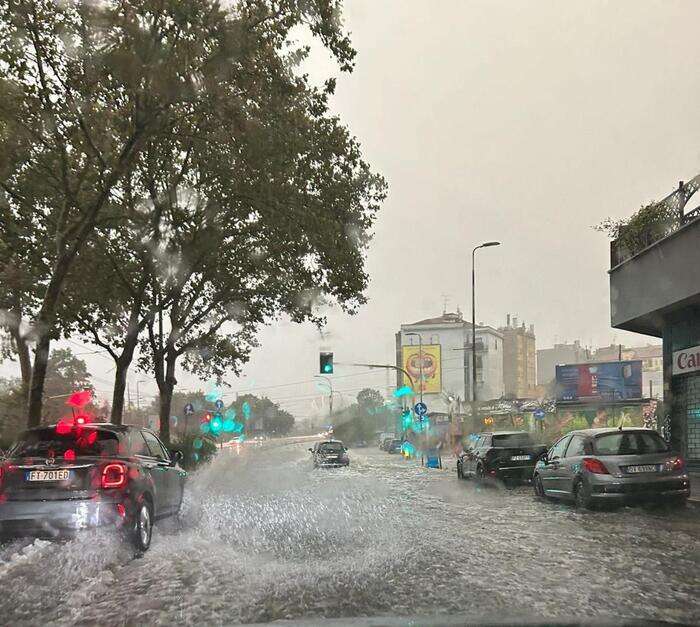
[
  {"xmin": 511, "ymin": 455, "xmax": 531, "ymax": 461},
  {"xmin": 626, "ymin": 464, "xmax": 658, "ymax": 474},
  {"xmin": 25, "ymin": 469, "xmax": 71, "ymax": 482}
]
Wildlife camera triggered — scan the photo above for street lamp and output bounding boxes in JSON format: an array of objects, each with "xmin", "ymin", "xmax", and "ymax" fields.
[
  {"xmin": 314, "ymin": 374, "xmax": 334, "ymax": 431},
  {"xmin": 471, "ymin": 241, "xmax": 501, "ymax": 425},
  {"xmin": 136, "ymin": 379, "xmax": 148, "ymax": 411},
  {"xmin": 404, "ymin": 332, "xmax": 424, "ymax": 404}
]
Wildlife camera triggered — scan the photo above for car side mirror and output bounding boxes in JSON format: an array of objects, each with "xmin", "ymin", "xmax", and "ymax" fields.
[{"xmin": 170, "ymin": 450, "xmax": 184, "ymax": 464}]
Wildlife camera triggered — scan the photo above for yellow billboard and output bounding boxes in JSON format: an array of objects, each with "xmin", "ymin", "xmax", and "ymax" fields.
[{"xmin": 402, "ymin": 344, "xmax": 441, "ymax": 394}]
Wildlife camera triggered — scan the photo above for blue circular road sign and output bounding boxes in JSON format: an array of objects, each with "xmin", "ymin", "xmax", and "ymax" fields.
[
  {"xmin": 184, "ymin": 403, "xmax": 194, "ymax": 416},
  {"xmin": 215, "ymin": 399, "xmax": 225, "ymax": 410},
  {"xmin": 414, "ymin": 402, "xmax": 428, "ymax": 416},
  {"xmin": 533, "ymin": 408, "xmax": 545, "ymax": 420}
]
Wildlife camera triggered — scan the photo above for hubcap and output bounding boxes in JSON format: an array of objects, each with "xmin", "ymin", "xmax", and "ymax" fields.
[{"xmin": 139, "ymin": 505, "xmax": 151, "ymax": 545}]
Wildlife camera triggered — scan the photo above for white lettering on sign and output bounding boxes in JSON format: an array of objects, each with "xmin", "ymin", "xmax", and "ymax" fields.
[{"xmin": 673, "ymin": 345, "xmax": 700, "ymax": 375}]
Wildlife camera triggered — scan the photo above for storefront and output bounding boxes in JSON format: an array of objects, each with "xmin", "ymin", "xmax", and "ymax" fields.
[{"xmin": 666, "ymin": 307, "xmax": 700, "ymax": 464}]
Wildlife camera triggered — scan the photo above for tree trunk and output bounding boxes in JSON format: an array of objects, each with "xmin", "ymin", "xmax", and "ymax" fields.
[
  {"xmin": 27, "ymin": 332, "xmax": 51, "ymax": 427},
  {"xmin": 158, "ymin": 351, "xmax": 177, "ymax": 446},
  {"xmin": 110, "ymin": 359, "xmax": 129, "ymax": 425},
  {"xmin": 109, "ymin": 325, "xmax": 142, "ymax": 425}
]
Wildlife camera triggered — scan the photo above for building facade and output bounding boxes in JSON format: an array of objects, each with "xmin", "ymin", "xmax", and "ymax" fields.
[
  {"xmin": 608, "ymin": 177, "xmax": 700, "ymax": 466},
  {"xmin": 499, "ymin": 315, "xmax": 536, "ymax": 399},
  {"xmin": 537, "ymin": 341, "xmax": 591, "ymax": 386},
  {"xmin": 396, "ymin": 311, "xmax": 504, "ymax": 414}
]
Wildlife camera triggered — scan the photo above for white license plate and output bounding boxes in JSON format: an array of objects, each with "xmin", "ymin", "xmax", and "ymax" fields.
[
  {"xmin": 25, "ymin": 469, "xmax": 71, "ymax": 482},
  {"xmin": 510, "ymin": 455, "xmax": 531, "ymax": 461},
  {"xmin": 626, "ymin": 464, "xmax": 658, "ymax": 474}
]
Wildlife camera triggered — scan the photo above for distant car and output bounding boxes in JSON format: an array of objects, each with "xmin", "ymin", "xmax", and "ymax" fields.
[
  {"xmin": 309, "ymin": 440, "xmax": 350, "ymax": 468},
  {"xmin": 379, "ymin": 437, "xmax": 394, "ymax": 451},
  {"xmin": 457, "ymin": 431, "xmax": 546, "ymax": 484},
  {"xmin": 0, "ymin": 423, "xmax": 187, "ymax": 551},
  {"xmin": 533, "ymin": 427, "xmax": 690, "ymax": 509},
  {"xmin": 387, "ymin": 439, "xmax": 403, "ymax": 454}
]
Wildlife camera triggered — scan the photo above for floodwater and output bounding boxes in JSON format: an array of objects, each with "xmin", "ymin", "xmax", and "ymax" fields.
[{"xmin": 0, "ymin": 443, "xmax": 698, "ymax": 625}]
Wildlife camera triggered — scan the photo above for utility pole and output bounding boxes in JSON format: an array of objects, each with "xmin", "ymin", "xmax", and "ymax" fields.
[{"xmin": 471, "ymin": 241, "xmax": 501, "ymax": 431}]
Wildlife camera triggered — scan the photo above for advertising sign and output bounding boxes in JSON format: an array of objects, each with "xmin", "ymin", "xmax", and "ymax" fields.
[
  {"xmin": 555, "ymin": 360, "xmax": 643, "ymax": 402},
  {"xmin": 672, "ymin": 344, "xmax": 700, "ymax": 376},
  {"xmin": 402, "ymin": 344, "xmax": 441, "ymax": 394}
]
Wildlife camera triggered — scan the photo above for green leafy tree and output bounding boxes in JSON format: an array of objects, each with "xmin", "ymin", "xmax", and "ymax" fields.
[{"xmin": 1, "ymin": 0, "xmax": 293, "ymax": 426}]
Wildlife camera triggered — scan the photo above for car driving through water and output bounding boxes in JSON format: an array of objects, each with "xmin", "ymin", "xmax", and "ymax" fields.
[
  {"xmin": 0, "ymin": 423, "xmax": 187, "ymax": 550},
  {"xmin": 533, "ymin": 427, "xmax": 690, "ymax": 508},
  {"xmin": 309, "ymin": 440, "xmax": 350, "ymax": 468}
]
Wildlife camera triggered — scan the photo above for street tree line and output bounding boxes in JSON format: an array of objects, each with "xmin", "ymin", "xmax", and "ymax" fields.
[{"xmin": 0, "ymin": 0, "xmax": 386, "ymax": 443}]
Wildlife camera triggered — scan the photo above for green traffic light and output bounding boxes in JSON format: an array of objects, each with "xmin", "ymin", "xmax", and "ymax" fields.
[{"xmin": 323, "ymin": 363, "xmax": 333, "ymax": 373}]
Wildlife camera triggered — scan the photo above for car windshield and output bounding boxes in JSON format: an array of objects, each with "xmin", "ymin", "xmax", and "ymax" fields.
[
  {"xmin": 594, "ymin": 432, "xmax": 668, "ymax": 456},
  {"xmin": 492, "ymin": 433, "xmax": 533, "ymax": 448},
  {"xmin": 319, "ymin": 443, "xmax": 343, "ymax": 453},
  {"xmin": 9, "ymin": 428, "xmax": 120, "ymax": 458}
]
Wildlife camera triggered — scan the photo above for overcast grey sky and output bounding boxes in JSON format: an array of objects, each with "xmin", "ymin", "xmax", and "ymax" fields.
[{"xmin": 3, "ymin": 1, "xmax": 699, "ymax": 419}]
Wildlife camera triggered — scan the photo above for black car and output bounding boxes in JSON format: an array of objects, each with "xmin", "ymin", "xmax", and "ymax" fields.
[
  {"xmin": 309, "ymin": 440, "xmax": 350, "ymax": 467},
  {"xmin": 387, "ymin": 439, "xmax": 403, "ymax": 454},
  {"xmin": 457, "ymin": 431, "xmax": 547, "ymax": 484},
  {"xmin": 0, "ymin": 423, "xmax": 187, "ymax": 551}
]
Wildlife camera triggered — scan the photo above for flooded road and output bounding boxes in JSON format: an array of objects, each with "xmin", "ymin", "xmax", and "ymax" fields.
[{"xmin": 0, "ymin": 443, "xmax": 698, "ymax": 625}]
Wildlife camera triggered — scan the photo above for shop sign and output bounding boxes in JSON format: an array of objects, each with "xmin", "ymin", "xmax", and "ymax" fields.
[{"xmin": 672, "ymin": 344, "xmax": 700, "ymax": 376}]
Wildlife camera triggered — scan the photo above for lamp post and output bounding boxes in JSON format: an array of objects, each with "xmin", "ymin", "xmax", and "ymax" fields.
[
  {"xmin": 314, "ymin": 375, "xmax": 333, "ymax": 432},
  {"xmin": 471, "ymin": 241, "xmax": 501, "ymax": 427}
]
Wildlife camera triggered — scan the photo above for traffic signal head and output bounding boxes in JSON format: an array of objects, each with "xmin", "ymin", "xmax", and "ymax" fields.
[{"xmin": 320, "ymin": 352, "xmax": 334, "ymax": 374}]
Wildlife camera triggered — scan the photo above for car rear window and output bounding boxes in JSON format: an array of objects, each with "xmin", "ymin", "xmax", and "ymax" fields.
[
  {"xmin": 594, "ymin": 431, "xmax": 668, "ymax": 456},
  {"xmin": 319, "ymin": 442, "xmax": 344, "ymax": 453},
  {"xmin": 9, "ymin": 428, "xmax": 120, "ymax": 458},
  {"xmin": 492, "ymin": 433, "xmax": 533, "ymax": 448}
]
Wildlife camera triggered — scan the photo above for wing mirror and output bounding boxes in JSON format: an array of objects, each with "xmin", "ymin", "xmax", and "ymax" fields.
[{"xmin": 170, "ymin": 449, "xmax": 184, "ymax": 464}]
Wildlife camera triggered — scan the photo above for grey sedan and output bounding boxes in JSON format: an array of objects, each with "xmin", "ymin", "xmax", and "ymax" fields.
[{"xmin": 533, "ymin": 427, "xmax": 690, "ymax": 508}]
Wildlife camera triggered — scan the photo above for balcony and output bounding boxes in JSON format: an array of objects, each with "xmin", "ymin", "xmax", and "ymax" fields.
[{"xmin": 609, "ymin": 186, "xmax": 700, "ymax": 337}]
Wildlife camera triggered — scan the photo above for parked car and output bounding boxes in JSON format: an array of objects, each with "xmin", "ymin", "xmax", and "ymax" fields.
[
  {"xmin": 386, "ymin": 439, "xmax": 403, "ymax": 454},
  {"xmin": 0, "ymin": 423, "xmax": 187, "ymax": 551},
  {"xmin": 309, "ymin": 440, "xmax": 350, "ymax": 468},
  {"xmin": 457, "ymin": 431, "xmax": 547, "ymax": 484},
  {"xmin": 533, "ymin": 427, "xmax": 690, "ymax": 508}
]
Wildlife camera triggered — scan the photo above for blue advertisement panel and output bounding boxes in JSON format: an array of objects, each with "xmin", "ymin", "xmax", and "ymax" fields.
[{"xmin": 555, "ymin": 360, "xmax": 643, "ymax": 402}]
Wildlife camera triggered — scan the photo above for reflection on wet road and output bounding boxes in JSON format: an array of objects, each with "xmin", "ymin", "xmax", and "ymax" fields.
[{"xmin": 1, "ymin": 443, "xmax": 698, "ymax": 625}]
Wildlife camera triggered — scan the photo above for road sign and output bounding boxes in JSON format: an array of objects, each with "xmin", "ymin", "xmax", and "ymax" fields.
[
  {"xmin": 184, "ymin": 403, "xmax": 194, "ymax": 416},
  {"xmin": 215, "ymin": 399, "xmax": 224, "ymax": 410},
  {"xmin": 533, "ymin": 408, "xmax": 545, "ymax": 420},
  {"xmin": 414, "ymin": 402, "xmax": 428, "ymax": 416}
]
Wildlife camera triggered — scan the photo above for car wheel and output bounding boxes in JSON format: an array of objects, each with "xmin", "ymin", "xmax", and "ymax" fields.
[
  {"xmin": 457, "ymin": 463, "xmax": 463, "ymax": 479},
  {"xmin": 574, "ymin": 481, "xmax": 593, "ymax": 510},
  {"xmin": 475, "ymin": 464, "xmax": 485, "ymax": 481},
  {"xmin": 131, "ymin": 500, "xmax": 153, "ymax": 552}
]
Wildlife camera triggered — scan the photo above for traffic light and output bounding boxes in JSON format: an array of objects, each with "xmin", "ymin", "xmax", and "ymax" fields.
[{"xmin": 319, "ymin": 352, "xmax": 334, "ymax": 374}]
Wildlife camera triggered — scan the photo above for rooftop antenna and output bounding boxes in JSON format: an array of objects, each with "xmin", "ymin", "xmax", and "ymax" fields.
[{"xmin": 441, "ymin": 293, "xmax": 451, "ymax": 314}]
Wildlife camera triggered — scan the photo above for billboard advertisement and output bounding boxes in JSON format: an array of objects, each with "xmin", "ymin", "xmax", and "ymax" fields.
[
  {"xmin": 555, "ymin": 360, "xmax": 643, "ymax": 402},
  {"xmin": 402, "ymin": 344, "xmax": 441, "ymax": 394}
]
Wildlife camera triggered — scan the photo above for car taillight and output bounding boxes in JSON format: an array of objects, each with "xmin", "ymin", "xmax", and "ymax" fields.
[
  {"xmin": 665, "ymin": 456, "xmax": 685, "ymax": 473},
  {"xmin": 101, "ymin": 463, "xmax": 127, "ymax": 489},
  {"xmin": 582, "ymin": 458, "xmax": 610, "ymax": 475}
]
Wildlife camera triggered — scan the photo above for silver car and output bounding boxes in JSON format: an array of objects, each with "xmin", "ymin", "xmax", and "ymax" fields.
[{"xmin": 533, "ymin": 427, "xmax": 690, "ymax": 508}]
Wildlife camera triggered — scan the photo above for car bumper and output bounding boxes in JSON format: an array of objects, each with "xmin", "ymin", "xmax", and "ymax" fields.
[
  {"xmin": 588, "ymin": 474, "xmax": 690, "ymax": 502},
  {"xmin": 493, "ymin": 465, "xmax": 535, "ymax": 483},
  {"xmin": 0, "ymin": 498, "xmax": 125, "ymax": 537}
]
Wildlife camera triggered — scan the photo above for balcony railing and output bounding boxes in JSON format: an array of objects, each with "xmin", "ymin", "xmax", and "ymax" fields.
[{"xmin": 610, "ymin": 177, "xmax": 700, "ymax": 267}]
